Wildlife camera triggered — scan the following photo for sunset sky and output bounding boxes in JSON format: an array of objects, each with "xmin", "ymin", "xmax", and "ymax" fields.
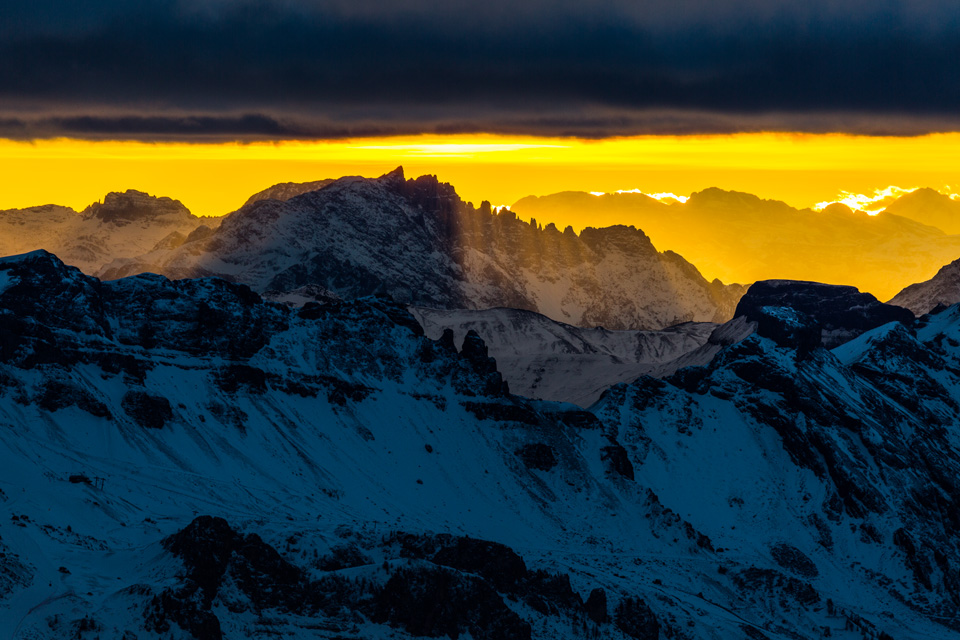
[
  {"xmin": 3, "ymin": 134, "xmax": 960, "ymax": 218},
  {"xmin": 4, "ymin": 0, "xmax": 960, "ymax": 218}
]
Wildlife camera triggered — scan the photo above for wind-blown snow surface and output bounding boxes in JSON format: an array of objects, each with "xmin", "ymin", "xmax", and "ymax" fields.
[
  {"xmin": 0, "ymin": 251, "xmax": 956, "ymax": 639},
  {"xmin": 411, "ymin": 306, "xmax": 720, "ymax": 406},
  {"xmin": 100, "ymin": 168, "xmax": 744, "ymax": 331},
  {"xmin": 0, "ymin": 191, "xmax": 216, "ymax": 275}
]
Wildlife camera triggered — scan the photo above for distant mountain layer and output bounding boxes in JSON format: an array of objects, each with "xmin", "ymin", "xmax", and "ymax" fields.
[
  {"xmin": 0, "ymin": 190, "xmax": 216, "ymax": 274},
  {"xmin": 101, "ymin": 168, "xmax": 744, "ymax": 330},
  {"xmin": 884, "ymin": 187, "xmax": 960, "ymax": 234},
  {"xmin": 241, "ymin": 179, "xmax": 334, "ymax": 207},
  {"xmin": 512, "ymin": 187, "xmax": 960, "ymax": 301}
]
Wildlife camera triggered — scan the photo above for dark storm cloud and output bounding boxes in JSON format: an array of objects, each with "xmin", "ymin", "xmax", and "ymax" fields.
[{"xmin": 3, "ymin": 0, "xmax": 960, "ymax": 139}]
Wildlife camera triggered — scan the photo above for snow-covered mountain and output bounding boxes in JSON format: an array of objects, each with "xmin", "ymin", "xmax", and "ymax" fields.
[
  {"xmin": 410, "ymin": 280, "xmax": 909, "ymax": 406},
  {"xmin": 595, "ymin": 294, "xmax": 960, "ymax": 639},
  {"xmin": 512, "ymin": 187, "xmax": 960, "ymax": 301},
  {"xmin": 99, "ymin": 168, "xmax": 745, "ymax": 330},
  {"xmin": 0, "ymin": 250, "xmax": 957, "ymax": 639},
  {"xmin": 889, "ymin": 256, "xmax": 960, "ymax": 316},
  {"xmin": 411, "ymin": 306, "xmax": 723, "ymax": 406},
  {"xmin": 0, "ymin": 190, "xmax": 216, "ymax": 275}
]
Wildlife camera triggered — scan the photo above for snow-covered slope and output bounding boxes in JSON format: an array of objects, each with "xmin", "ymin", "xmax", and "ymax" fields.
[
  {"xmin": 889, "ymin": 256, "xmax": 960, "ymax": 316},
  {"xmin": 595, "ymin": 302, "xmax": 960, "ymax": 639},
  {"xmin": 411, "ymin": 306, "xmax": 719, "ymax": 406},
  {"xmin": 100, "ymin": 168, "xmax": 745, "ymax": 330},
  {"xmin": 0, "ymin": 190, "xmax": 215, "ymax": 275},
  {"xmin": 0, "ymin": 251, "xmax": 949, "ymax": 639},
  {"xmin": 409, "ymin": 280, "xmax": 908, "ymax": 406}
]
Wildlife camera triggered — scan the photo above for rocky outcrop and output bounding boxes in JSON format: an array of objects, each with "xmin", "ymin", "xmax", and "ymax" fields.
[
  {"xmin": 890, "ymin": 257, "xmax": 960, "ymax": 316},
  {"xmin": 736, "ymin": 280, "xmax": 914, "ymax": 348}
]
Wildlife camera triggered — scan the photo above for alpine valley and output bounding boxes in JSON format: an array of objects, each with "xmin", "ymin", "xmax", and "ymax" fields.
[{"xmin": 2, "ymin": 170, "xmax": 960, "ymax": 640}]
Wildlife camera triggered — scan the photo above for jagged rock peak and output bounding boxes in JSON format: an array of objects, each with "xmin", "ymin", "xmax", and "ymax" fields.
[
  {"xmin": 82, "ymin": 189, "xmax": 192, "ymax": 223},
  {"xmin": 735, "ymin": 279, "xmax": 914, "ymax": 349},
  {"xmin": 378, "ymin": 165, "xmax": 406, "ymax": 185}
]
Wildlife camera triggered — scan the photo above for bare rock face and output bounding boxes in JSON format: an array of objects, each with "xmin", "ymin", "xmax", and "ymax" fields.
[
  {"xmin": 82, "ymin": 190, "xmax": 192, "ymax": 225},
  {"xmin": 241, "ymin": 179, "xmax": 334, "ymax": 207},
  {"xmin": 736, "ymin": 280, "xmax": 914, "ymax": 348},
  {"xmin": 891, "ymin": 257, "xmax": 960, "ymax": 316}
]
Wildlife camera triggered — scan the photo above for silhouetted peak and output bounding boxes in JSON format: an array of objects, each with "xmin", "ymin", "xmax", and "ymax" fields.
[
  {"xmin": 0, "ymin": 248, "xmax": 63, "ymax": 268},
  {"xmin": 687, "ymin": 187, "xmax": 791, "ymax": 212},
  {"xmin": 819, "ymin": 202, "xmax": 858, "ymax": 216},
  {"xmin": 885, "ymin": 187, "xmax": 958, "ymax": 214},
  {"xmin": 83, "ymin": 189, "xmax": 191, "ymax": 223},
  {"xmin": 579, "ymin": 224, "xmax": 654, "ymax": 253},
  {"xmin": 378, "ymin": 166, "xmax": 406, "ymax": 186}
]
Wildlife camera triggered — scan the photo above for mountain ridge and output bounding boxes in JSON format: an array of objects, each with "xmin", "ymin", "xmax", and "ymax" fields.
[
  {"xmin": 512, "ymin": 186, "xmax": 960, "ymax": 300},
  {"xmin": 98, "ymin": 167, "xmax": 745, "ymax": 331},
  {"xmin": 0, "ymin": 189, "xmax": 217, "ymax": 275}
]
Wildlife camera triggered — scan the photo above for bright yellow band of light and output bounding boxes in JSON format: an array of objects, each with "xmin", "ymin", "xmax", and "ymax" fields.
[{"xmin": 2, "ymin": 133, "xmax": 960, "ymax": 217}]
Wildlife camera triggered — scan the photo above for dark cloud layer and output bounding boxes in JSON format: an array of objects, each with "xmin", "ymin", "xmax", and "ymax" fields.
[{"xmin": 3, "ymin": 0, "xmax": 960, "ymax": 139}]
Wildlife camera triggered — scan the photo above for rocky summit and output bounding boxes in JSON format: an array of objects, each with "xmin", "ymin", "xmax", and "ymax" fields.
[{"xmin": 735, "ymin": 279, "xmax": 915, "ymax": 348}]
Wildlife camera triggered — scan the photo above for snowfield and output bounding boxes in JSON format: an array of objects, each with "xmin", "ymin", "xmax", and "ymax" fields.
[{"xmin": 0, "ymin": 251, "xmax": 957, "ymax": 639}]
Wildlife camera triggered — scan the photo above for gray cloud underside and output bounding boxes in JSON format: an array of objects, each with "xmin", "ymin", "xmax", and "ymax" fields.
[{"xmin": 3, "ymin": 0, "xmax": 960, "ymax": 139}]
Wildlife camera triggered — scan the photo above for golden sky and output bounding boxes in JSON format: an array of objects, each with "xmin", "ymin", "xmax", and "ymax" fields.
[{"xmin": 2, "ymin": 133, "xmax": 960, "ymax": 218}]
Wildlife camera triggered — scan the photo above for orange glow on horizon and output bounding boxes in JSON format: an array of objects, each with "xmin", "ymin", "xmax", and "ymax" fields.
[{"xmin": 2, "ymin": 133, "xmax": 960, "ymax": 219}]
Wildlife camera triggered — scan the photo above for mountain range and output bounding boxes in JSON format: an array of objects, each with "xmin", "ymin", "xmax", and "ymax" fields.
[
  {"xmin": 512, "ymin": 187, "xmax": 960, "ymax": 301},
  {"xmin": 0, "ymin": 190, "xmax": 217, "ymax": 275},
  {"xmin": 4, "ymin": 170, "xmax": 960, "ymax": 638},
  {"xmin": 97, "ymin": 168, "xmax": 743, "ymax": 331}
]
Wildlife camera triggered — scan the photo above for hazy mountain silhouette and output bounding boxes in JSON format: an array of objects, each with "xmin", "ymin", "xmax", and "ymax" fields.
[
  {"xmin": 513, "ymin": 188, "xmax": 960, "ymax": 300},
  {"xmin": 0, "ymin": 190, "xmax": 216, "ymax": 274},
  {"xmin": 881, "ymin": 187, "xmax": 960, "ymax": 234}
]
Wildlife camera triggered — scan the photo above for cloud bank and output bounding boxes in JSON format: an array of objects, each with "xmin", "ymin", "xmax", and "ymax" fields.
[{"xmin": 4, "ymin": 0, "xmax": 960, "ymax": 140}]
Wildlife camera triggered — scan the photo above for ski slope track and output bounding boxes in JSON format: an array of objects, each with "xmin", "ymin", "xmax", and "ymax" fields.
[{"xmin": 0, "ymin": 251, "xmax": 956, "ymax": 639}]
